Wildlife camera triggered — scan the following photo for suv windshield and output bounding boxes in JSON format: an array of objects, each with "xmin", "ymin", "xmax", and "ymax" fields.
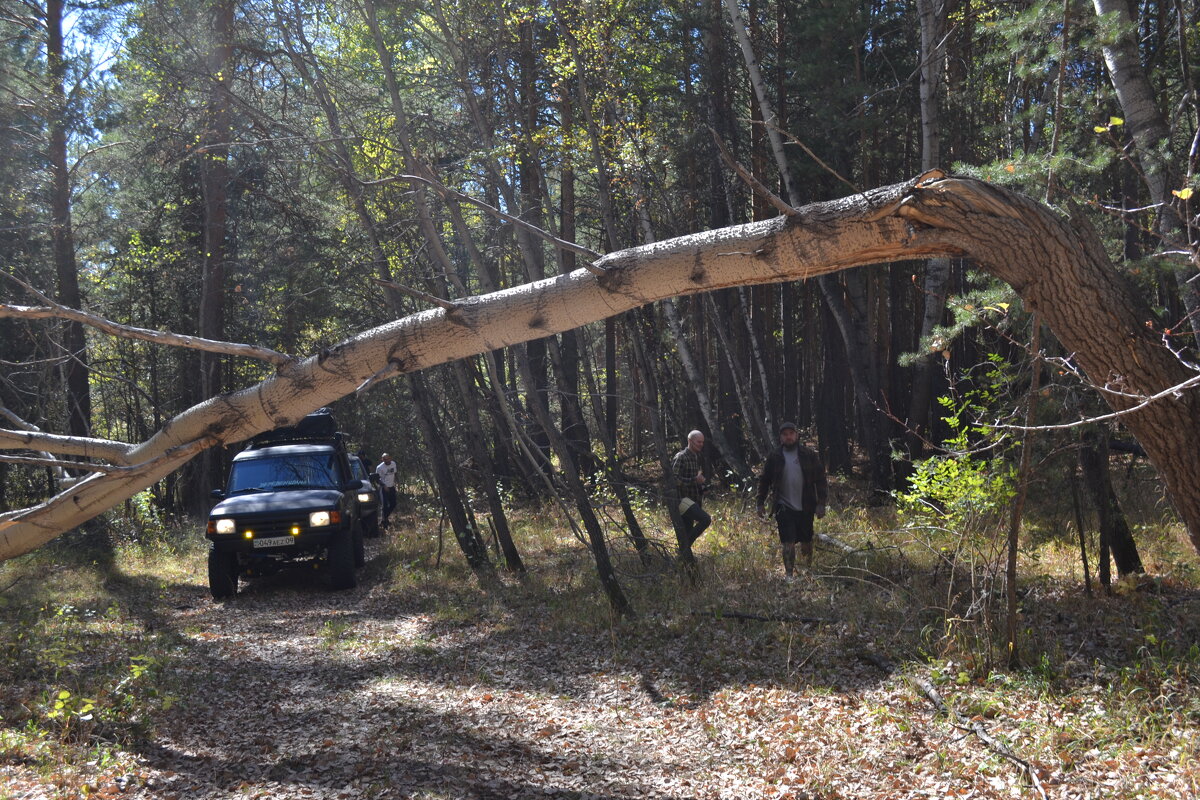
[{"xmin": 228, "ymin": 454, "xmax": 340, "ymax": 492}]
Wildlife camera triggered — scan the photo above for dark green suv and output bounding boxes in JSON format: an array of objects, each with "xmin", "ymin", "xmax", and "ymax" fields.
[{"xmin": 205, "ymin": 410, "xmax": 365, "ymax": 599}]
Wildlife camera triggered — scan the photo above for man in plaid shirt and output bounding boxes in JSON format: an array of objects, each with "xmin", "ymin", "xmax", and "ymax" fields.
[{"xmin": 671, "ymin": 430, "xmax": 711, "ymax": 548}]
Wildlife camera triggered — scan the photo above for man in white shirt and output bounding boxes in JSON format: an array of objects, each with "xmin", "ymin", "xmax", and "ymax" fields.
[{"xmin": 375, "ymin": 453, "xmax": 398, "ymax": 529}]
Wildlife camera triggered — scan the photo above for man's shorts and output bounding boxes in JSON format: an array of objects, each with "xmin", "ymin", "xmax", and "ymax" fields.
[{"xmin": 774, "ymin": 504, "xmax": 815, "ymax": 544}]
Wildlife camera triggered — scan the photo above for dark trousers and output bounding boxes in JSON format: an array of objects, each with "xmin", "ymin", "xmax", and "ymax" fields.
[
  {"xmin": 681, "ymin": 502, "xmax": 711, "ymax": 547},
  {"xmin": 774, "ymin": 504, "xmax": 814, "ymax": 544},
  {"xmin": 381, "ymin": 486, "xmax": 397, "ymax": 524}
]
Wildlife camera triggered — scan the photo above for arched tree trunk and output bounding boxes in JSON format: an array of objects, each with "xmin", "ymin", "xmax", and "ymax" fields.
[{"xmin": 5, "ymin": 174, "xmax": 1200, "ymax": 563}]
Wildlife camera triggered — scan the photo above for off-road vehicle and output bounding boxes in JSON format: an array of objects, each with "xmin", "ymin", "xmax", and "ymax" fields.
[
  {"xmin": 205, "ymin": 409, "xmax": 366, "ymax": 599},
  {"xmin": 349, "ymin": 455, "xmax": 381, "ymax": 538}
]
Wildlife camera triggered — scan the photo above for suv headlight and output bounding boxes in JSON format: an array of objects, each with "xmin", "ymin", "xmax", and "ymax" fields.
[
  {"xmin": 309, "ymin": 510, "xmax": 333, "ymax": 527},
  {"xmin": 357, "ymin": 492, "xmax": 372, "ymax": 503},
  {"xmin": 214, "ymin": 518, "xmax": 236, "ymax": 534}
]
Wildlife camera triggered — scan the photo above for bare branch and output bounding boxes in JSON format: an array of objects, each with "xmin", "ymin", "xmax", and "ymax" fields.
[
  {"xmin": 354, "ymin": 361, "xmax": 403, "ymax": 396},
  {"xmin": 372, "ymin": 278, "xmax": 461, "ymax": 311},
  {"xmin": 1, "ymin": 407, "xmax": 75, "ymax": 483},
  {"xmin": 68, "ymin": 140, "xmax": 131, "ymax": 178},
  {"xmin": 0, "ymin": 454, "xmax": 122, "ymax": 473},
  {"xmin": 987, "ymin": 369, "xmax": 1200, "ymax": 433},
  {"xmin": 0, "ymin": 427, "xmax": 134, "ymax": 463},
  {"xmin": 0, "ymin": 437, "xmax": 215, "ymax": 557},
  {"xmin": 709, "ymin": 126, "xmax": 797, "ymax": 217},
  {"xmin": 766, "ymin": 121, "xmax": 860, "ymax": 194},
  {"xmin": 1, "ymin": 271, "xmax": 295, "ymax": 367},
  {"xmin": 357, "ymin": 169, "xmax": 605, "ymax": 264}
]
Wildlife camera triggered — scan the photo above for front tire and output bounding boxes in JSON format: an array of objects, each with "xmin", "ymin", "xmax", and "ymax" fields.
[
  {"xmin": 208, "ymin": 549, "xmax": 238, "ymax": 600},
  {"xmin": 328, "ymin": 531, "xmax": 357, "ymax": 590},
  {"xmin": 363, "ymin": 513, "xmax": 380, "ymax": 539},
  {"xmin": 353, "ymin": 521, "xmax": 366, "ymax": 568}
]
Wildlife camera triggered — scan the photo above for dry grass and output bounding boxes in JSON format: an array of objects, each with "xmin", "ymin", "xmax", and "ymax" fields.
[{"xmin": 1, "ymin": 492, "xmax": 1198, "ymax": 797}]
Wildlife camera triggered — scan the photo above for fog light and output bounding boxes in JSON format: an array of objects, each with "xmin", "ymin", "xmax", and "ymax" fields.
[
  {"xmin": 243, "ymin": 530, "xmax": 254, "ymax": 540},
  {"xmin": 291, "ymin": 525, "xmax": 301, "ymax": 536}
]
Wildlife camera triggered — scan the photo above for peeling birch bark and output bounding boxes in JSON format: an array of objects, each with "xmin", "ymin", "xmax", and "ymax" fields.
[{"xmin": 3, "ymin": 174, "xmax": 1199, "ymax": 560}]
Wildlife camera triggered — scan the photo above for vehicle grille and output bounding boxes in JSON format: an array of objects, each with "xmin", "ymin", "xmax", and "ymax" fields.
[{"xmin": 236, "ymin": 518, "xmax": 307, "ymax": 537}]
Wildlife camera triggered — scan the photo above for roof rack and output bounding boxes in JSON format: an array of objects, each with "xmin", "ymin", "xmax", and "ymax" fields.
[{"xmin": 247, "ymin": 408, "xmax": 343, "ymax": 449}]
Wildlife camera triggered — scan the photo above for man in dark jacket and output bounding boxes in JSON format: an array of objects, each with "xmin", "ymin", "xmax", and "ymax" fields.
[{"xmin": 756, "ymin": 422, "xmax": 828, "ymax": 579}]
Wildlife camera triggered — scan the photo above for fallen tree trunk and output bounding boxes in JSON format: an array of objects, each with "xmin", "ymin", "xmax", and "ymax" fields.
[{"xmin": 3, "ymin": 172, "xmax": 1200, "ymax": 560}]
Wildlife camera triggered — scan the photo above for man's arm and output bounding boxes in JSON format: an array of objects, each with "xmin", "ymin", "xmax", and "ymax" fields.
[
  {"xmin": 812, "ymin": 457, "xmax": 828, "ymax": 506},
  {"xmin": 806, "ymin": 450, "xmax": 828, "ymax": 516},
  {"xmin": 755, "ymin": 454, "xmax": 774, "ymax": 511}
]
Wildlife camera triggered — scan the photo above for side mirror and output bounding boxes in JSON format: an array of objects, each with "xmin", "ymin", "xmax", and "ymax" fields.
[{"xmin": 210, "ymin": 489, "xmax": 225, "ymax": 499}]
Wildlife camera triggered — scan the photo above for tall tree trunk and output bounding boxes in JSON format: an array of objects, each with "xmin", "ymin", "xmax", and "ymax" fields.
[
  {"xmin": 290, "ymin": 2, "xmax": 513, "ymax": 575},
  {"xmin": 1005, "ymin": 319, "xmax": 1041, "ymax": 666},
  {"xmin": 627, "ymin": 310, "xmax": 692, "ymax": 561},
  {"xmin": 1078, "ymin": 429, "xmax": 1144, "ymax": 578},
  {"xmin": 45, "ymin": 0, "xmax": 89, "ymax": 440},
  {"xmin": 724, "ymin": 0, "xmax": 891, "ymax": 489},
  {"xmin": 661, "ymin": 298, "xmax": 750, "ymax": 478},
  {"xmin": 411, "ymin": 374, "xmax": 491, "ymax": 574},
  {"xmin": 513, "ymin": 345, "xmax": 633, "ymax": 616},
  {"xmin": 907, "ymin": 0, "xmax": 953, "ymax": 456},
  {"xmin": 549, "ymin": 0, "xmax": 651, "ymax": 546},
  {"xmin": 817, "ymin": 300, "xmax": 853, "ymax": 473},
  {"xmin": 736, "ymin": 287, "xmax": 777, "ymax": 438},
  {"xmin": 193, "ymin": 0, "xmax": 234, "ymax": 510},
  {"xmin": 1092, "ymin": 0, "xmax": 1200, "ymax": 350},
  {"xmin": 556, "ymin": 87, "xmax": 596, "ymax": 476},
  {"xmin": 705, "ymin": 293, "xmax": 771, "ymax": 460},
  {"xmin": 576, "ymin": 331, "xmax": 651, "ymax": 554},
  {"xmin": 448, "ymin": 360, "xmax": 524, "ymax": 573}
]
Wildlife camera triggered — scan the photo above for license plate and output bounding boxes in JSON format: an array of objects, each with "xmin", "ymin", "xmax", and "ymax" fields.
[{"xmin": 253, "ymin": 536, "xmax": 296, "ymax": 549}]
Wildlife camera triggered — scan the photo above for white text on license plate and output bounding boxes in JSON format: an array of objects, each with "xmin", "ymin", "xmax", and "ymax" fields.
[{"xmin": 253, "ymin": 536, "xmax": 296, "ymax": 548}]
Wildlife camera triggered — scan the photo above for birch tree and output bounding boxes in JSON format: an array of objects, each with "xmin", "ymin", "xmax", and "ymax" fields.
[{"xmin": 5, "ymin": 173, "xmax": 1200, "ymax": 574}]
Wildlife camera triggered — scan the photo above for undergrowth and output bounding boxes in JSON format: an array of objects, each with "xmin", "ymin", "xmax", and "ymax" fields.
[{"xmin": 2, "ymin": 489, "xmax": 1198, "ymax": 796}]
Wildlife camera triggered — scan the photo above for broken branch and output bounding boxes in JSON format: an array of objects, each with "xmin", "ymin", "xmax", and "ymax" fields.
[{"xmin": 1, "ymin": 272, "xmax": 295, "ymax": 368}]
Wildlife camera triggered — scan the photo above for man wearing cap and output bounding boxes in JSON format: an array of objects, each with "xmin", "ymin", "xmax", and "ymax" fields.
[
  {"xmin": 671, "ymin": 430, "xmax": 711, "ymax": 549},
  {"xmin": 375, "ymin": 453, "xmax": 398, "ymax": 529},
  {"xmin": 756, "ymin": 422, "xmax": 828, "ymax": 579}
]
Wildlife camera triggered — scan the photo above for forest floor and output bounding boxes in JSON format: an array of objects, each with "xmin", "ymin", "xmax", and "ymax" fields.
[{"xmin": 2, "ymin": 500, "xmax": 1200, "ymax": 799}]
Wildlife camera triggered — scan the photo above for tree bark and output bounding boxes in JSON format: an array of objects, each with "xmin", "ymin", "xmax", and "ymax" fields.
[
  {"xmin": 45, "ymin": 0, "xmax": 90, "ymax": 439},
  {"xmin": 194, "ymin": 0, "xmax": 235, "ymax": 509},
  {"xmin": 6, "ymin": 174, "xmax": 1200, "ymax": 564},
  {"xmin": 907, "ymin": 0, "xmax": 952, "ymax": 455},
  {"xmin": 1092, "ymin": 0, "xmax": 1200, "ymax": 350},
  {"xmin": 410, "ymin": 373, "xmax": 491, "ymax": 574},
  {"xmin": 724, "ymin": 0, "xmax": 893, "ymax": 490},
  {"xmin": 661, "ymin": 298, "xmax": 750, "ymax": 479},
  {"xmin": 1078, "ymin": 429, "xmax": 1144, "ymax": 577}
]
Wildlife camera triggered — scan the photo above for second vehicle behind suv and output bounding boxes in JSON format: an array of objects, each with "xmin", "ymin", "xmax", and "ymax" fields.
[{"xmin": 205, "ymin": 409, "xmax": 366, "ymax": 599}]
